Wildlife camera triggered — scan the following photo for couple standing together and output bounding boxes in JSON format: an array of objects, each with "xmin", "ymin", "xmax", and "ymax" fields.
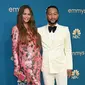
[{"xmin": 12, "ymin": 5, "xmax": 73, "ymax": 85}]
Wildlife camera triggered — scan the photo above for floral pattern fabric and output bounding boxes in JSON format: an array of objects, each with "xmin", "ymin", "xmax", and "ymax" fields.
[{"xmin": 12, "ymin": 26, "xmax": 42, "ymax": 85}]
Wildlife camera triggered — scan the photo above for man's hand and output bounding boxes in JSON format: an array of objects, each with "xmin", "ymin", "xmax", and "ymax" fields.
[{"xmin": 67, "ymin": 69, "xmax": 72, "ymax": 78}]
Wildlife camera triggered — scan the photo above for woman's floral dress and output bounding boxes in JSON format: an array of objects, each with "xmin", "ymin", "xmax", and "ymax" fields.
[{"xmin": 12, "ymin": 26, "xmax": 42, "ymax": 85}]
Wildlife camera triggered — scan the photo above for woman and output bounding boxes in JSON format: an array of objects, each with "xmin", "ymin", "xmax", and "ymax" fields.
[{"xmin": 12, "ymin": 5, "xmax": 42, "ymax": 85}]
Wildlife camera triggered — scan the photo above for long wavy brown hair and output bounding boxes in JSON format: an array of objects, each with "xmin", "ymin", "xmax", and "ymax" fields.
[{"xmin": 17, "ymin": 5, "xmax": 41, "ymax": 47}]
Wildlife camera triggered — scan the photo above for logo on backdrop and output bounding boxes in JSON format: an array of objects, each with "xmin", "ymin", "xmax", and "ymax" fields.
[
  {"xmin": 72, "ymin": 28, "xmax": 81, "ymax": 39},
  {"xmin": 71, "ymin": 70, "xmax": 80, "ymax": 79},
  {"xmin": 68, "ymin": 9, "xmax": 85, "ymax": 14},
  {"xmin": 72, "ymin": 51, "xmax": 85, "ymax": 56},
  {"xmin": 8, "ymin": 7, "xmax": 19, "ymax": 12}
]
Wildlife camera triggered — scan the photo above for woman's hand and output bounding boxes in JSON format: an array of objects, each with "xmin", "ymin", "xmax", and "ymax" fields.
[{"xmin": 67, "ymin": 69, "xmax": 72, "ymax": 78}]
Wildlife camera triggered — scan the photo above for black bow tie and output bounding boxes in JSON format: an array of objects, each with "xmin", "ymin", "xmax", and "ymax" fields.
[{"xmin": 48, "ymin": 26, "xmax": 57, "ymax": 33}]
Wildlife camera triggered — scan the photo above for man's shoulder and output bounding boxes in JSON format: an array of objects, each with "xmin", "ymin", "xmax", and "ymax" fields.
[
  {"xmin": 58, "ymin": 24, "xmax": 69, "ymax": 31},
  {"xmin": 38, "ymin": 25, "xmax": 47, "ymax": 32},
  {"xmin": 58, "ymin": 24, "xmax": 68, "ymax": 29},
  {"xmin": 38, "ymin": 25, "xmax": 47, "ymax": 29}
]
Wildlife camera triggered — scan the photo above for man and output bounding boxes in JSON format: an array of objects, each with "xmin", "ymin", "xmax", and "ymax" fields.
[{"xmin": 38, "ymin": 5, "xmax": 73, "ymax": 85}]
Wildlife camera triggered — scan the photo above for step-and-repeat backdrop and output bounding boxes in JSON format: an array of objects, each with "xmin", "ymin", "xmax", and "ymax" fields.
[{"xmin": 0, "ymin": 0, "xmax": 85, "ymax": 85}]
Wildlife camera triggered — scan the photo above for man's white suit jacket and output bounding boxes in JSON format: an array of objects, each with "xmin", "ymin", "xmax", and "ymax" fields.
[{"xmin": 38, "ymin": 24, "xmax": 73, "ymax": 73}]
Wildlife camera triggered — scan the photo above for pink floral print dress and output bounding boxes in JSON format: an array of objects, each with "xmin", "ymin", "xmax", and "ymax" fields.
[{"xmin": 12, "ymin": 26, "xmax": 42, "ymax": 85}]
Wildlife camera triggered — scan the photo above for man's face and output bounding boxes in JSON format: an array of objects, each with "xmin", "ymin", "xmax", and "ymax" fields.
[{"xmin": 46, "ymin": 8, "xmax": 59, "ymax": 25}]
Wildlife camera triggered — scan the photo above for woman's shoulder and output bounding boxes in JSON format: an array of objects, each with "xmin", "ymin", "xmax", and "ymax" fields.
[{"xmin": 12, "ymin": 25, "xmax": 19, "ymax": 32}]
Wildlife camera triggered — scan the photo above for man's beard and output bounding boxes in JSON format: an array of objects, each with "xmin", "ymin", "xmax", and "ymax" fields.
[{"xmin": 47, "ymin": 19, "xmax": 58, "ymax": 25}]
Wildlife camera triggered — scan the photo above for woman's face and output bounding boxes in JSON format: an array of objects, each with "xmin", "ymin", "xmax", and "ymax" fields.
[{"xmin": 22, "ymin": 8, "xmax": 31, "ymax": 23}]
